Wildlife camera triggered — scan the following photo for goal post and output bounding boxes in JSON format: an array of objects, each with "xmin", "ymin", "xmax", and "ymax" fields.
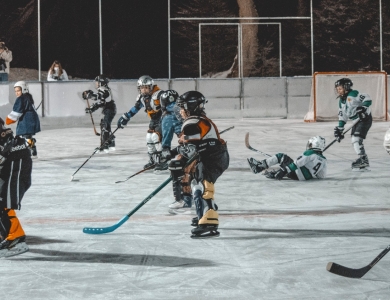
[{"xmin": 304, "ymin": 71, "xmax": 388, "ymax": 122}]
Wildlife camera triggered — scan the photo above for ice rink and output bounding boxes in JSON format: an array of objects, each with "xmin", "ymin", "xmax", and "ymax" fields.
[{"xmin": 2, "ymin": 118, "xmax": 390, "ymax": 300}]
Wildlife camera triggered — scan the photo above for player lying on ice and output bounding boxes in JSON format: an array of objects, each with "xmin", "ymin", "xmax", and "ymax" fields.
[
  {"xmin": 161, "ymin": 91, "xmax": 229, "ymax": 238},
  {"xmin": 247, "ymin": 136, "xmax": 327, "ymax": 181}
]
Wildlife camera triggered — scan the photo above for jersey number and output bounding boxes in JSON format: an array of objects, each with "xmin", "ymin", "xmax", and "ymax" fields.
[{"xmin": 313, "ymin": 163, "xmax": 322, "ymax": 175}]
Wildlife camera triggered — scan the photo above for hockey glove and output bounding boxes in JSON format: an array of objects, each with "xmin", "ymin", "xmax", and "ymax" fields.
[
  {"xmin": 85, "ymin": 103, "xmax": 99, "ymax": 114},
  {"xmin": 274, "ymin": 167, "xmax": 287, "ymax": 180},
  {"xmin": 117, "ymin": 113, "xmax": 130, "ymax": 128},
  {"xmin": 82, "ymin": 90, "xmax": 93, "ymax": 100},
  {"xmin": 356, "ymin": 106, "xmax": 368, "ymax": 120},
  {"xmin": 334, "ymin": 126, "xmax": 345, "ymax": 142}
]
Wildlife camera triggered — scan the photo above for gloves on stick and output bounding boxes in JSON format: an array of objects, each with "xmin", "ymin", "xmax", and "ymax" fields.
[
  {"xmin": 334, "ymin": 126, "xmax": 345, "ymax": 142},
  {"xmin": 117, "ymin": 113, "xmax": 130, "ymax": 128}
]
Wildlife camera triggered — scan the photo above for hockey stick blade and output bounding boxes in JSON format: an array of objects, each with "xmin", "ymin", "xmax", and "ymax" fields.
[
  {"xmin": 245, "ymin": 132, "xmax": 271, "ymax": 157},
  {"xmin": 115, "ymin": 164, "xmax": 156, "ymax": 184},
  {"xmin": 326, "ymin": 245, "xmax": 390, "ymax": 278}
]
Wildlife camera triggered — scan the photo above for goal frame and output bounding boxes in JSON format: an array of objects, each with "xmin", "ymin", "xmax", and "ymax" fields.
[{"xmin": 306, "ymin": 71, "xmax": 388, "ymax": 122}]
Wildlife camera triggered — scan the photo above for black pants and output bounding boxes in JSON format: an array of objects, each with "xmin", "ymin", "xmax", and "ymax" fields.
[{"xmin": 101, "ymin": 106, "xmax": 117, "ymax": 148}]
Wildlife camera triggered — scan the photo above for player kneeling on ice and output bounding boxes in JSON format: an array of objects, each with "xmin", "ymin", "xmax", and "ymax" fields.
[
  {"xmin": 333, "ymin": 78, "xmax": 372, "ymax": 170},
  {"xmin": 163, "ymin": 91, "xmax": 229, "ymax": 238},
  {"xmin": 247, "ymin": 136, "xmax": 327, "ymax": 181},
  {"xmin": 0, "ymin": 118, "xmax": 32, "ymax": 257}
]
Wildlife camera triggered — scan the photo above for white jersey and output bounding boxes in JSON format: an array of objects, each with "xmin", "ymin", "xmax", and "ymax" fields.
[
  {"xmin": 288, "ymin": 150, "xmax": 327, "ymax": 181},
  {"xmin": 338, "ymin": 90, "xmax": 372, "ymax": 126}
]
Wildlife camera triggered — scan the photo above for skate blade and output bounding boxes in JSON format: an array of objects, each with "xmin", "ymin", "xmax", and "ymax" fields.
[
  {"xmin": 0, "ymin": 243, "xmax": 29, "ymax": 258},
  {"xmin": 191, "ymin": 230, "xmax": 220, "ymax": 239},
  {"xmin": 168, "ymin": 208, "xmax": 193, "ymax": 215},
  {"xmin": 352, "ymin": 167, "xmax": 371, "ymax": 172}
]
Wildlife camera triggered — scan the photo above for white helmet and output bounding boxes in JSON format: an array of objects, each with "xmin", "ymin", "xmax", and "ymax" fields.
[
  {"xmin": 137, "ymin": 75, "xmax": 154, "ymax": 94},
  {"xmin": 306, "ymin": 136, "xmax": 326, "ymax": 152},
  {"xmin": 14, "ymin": 81, "xmax": 29, "ymax": 94}
]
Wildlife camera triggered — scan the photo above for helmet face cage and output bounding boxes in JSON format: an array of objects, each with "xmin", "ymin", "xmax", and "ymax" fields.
[
  {"xmin": 14, "ymin": 81, "xmax": 29, "ymax": 94},
  {"xmin": 177, "ymin": 91, "xmax": 206, "ymax": 116},
  {"xmin": 306, "ymin": 136, "xmax": 326, "ymax": 152},
  {"xmin": 335, "ymin": 78, "xmax": 353, "ymax": 95},
  {"xmin": 95, "ymin": 75, "xmax": 109, "ymax": 87},
  {"xmin": 137, "ymin": 75, "xmax": 154, "ymax": 94}
]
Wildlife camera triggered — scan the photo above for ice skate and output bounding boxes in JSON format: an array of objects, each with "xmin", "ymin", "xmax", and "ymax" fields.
[
  {"xmin": 191, "ymin": 217, "xmax": 198, "ymax": 227},
  {"xmin": 144, "ymin": 154, "xmax": 155, "ymax": 169},
  {"xmin": 154, "ymin": 161, "xmax": 169, "ymax": 174},
  {"xmin": 168, "ymin": 195, "xmax": 193, "ymax": 215},
  {"xmin": 191, "ymin": 224, "xmax": 220, "ymax": 238},
  {"xmin": 109, "ymin": 147, "xmax": 116, "ymax": 152},
  {"xmin": 0, "ymin": 236, "xmax": 29, "ymax": 258},
  {"xmin": 247, "ymin": 157, "xmax": 268, "ymax": 174},
  {"xmin": 351, "ymin": 155, "xmax": 370, "ymax": 171}
]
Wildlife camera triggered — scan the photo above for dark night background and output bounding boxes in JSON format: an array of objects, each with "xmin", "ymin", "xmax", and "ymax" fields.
[{"xmin": 0, "ymin": 0, "xmax": 389, "ymax": 80}]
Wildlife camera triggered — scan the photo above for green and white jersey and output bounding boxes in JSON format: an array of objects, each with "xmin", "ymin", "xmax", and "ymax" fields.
[
  {"xmin": 288, "ymin": 150, "xmax": 327, "ymax": 181},
  {"xmin": 338, "ymin": 90, "xmax": 372, "ymax": 128}
]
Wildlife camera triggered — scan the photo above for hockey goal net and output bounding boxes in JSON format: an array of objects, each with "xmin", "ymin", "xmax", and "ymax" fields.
[{"xmin": 304, "ymin": 71, "xmax": 388, "ymax": 122}]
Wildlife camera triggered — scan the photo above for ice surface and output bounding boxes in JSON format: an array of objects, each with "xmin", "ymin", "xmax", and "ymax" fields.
[{"xmin": 3, "ymin": 118, "xmax": 390, "ymax": 299}]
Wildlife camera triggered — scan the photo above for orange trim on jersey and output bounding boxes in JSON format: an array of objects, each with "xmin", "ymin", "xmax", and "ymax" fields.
[
  {"xmin": 5, "ymin": 116, "xmax": 16, "ymax": 125},
  {"xmin": 198, "ymin": 119, "xmax": 212, "ymax": 139}
]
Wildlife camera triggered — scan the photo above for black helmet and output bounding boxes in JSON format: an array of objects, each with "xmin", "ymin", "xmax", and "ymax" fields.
[
  {"xmin": 177, "ymin": 91, "xmax": 207, "ymax": 115},
  {"xmin": 95, "ymin": 74, "xmax": 109, "ymax": 87},
  {"xmin": 335, "ymin": 78, "xmax": 353, "ymax": 94},
  {"xmin": 160, "ymin": 90, "xmax": 179, "ymax": 110}
]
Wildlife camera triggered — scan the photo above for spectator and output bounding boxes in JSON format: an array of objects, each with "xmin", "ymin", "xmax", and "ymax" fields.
[
  {"xmin": 47, "ymin": 60, "xmax": 69, "ymax": 81},
  {"xmin": 0, "ymin": 42, "xmax": 12, "ymax": 82}
]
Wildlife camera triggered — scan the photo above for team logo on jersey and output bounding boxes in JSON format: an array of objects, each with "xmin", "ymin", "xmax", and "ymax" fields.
[{"xmin": 347, "ymin": 97, "xmax": 351, "ymax": 102}]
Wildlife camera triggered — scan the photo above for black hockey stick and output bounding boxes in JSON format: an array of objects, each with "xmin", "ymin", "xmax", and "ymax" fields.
[
  {"xmin": 115, "ymin": 164, "xmax": 156, "ymax": 184},
  {"xmin": 83, "ymin": 153, "xmax": 199, "ymax": 234},
  {"xmin": 326, "ymin": 245, "xmax": 390, "ymax": 278},
  {"xmin": 323, "ymin": 119, "xmax": 360, "ymax": 152},
  {"xmin": 114, "ymin": 126, "xmax": 235, "ymax": 184},
  {"xmin": 70, "ymin": 127, "xmax": 119, "ymax": 181},
  {"xmin": 245, "ymin": 132, "xmax": 271, "ymax": 157},
  {"xmin": 86, "ymin": 98, "xmax": 100, "ymax": 136}
]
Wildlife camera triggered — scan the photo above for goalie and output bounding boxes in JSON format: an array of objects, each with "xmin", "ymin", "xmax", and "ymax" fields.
[{"xmin": 247, "ymin": 136, "xmax": 327, "ymax": 181}]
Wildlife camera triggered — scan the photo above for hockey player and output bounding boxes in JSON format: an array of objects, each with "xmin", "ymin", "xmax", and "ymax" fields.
[
  {"xmin": 117, "ymin": 75, "xmax": 166, "ymax": 171},
  {"xmin": 247, "ymin": 136, "xmax": 327, "ymax": 181},
  {"xmin": 6, "ymin": 81, "xmax": 41, "ymax": 158},
  {"xmin": 0, "ymin": 118, "xmax": 32, "ymax": 257},
  {"xmin": 166, "ymin": 91, "xmax": 229, "ymax": 238},
  {"xmin": 83, "ymin": 74, "xmax": 117, "ymax": 153},
  {"xmin": 333, "ymin": 78, "xmax": 372, "ymax": 170}
]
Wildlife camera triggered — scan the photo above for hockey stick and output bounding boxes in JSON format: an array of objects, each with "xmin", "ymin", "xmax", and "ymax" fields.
[
  {"xmin": 245, "ymin": 132, "xmax": 271, "ymax": 157},
  {"xmin": 322, "ymin": 119, "xmax": 360, "ymax": 152},
  {"xmin": 114, "ymin": 126, "xmax": 235, "ymax": 184},
  {"xmin": 70, "ymin": 127, "xmax": 120, "ymax": 181},
  {"xmin": 326, "ymin": 245, "xmax": 390, "ymax": 278},
  {"xmin": 115, "ymin": 164, "xmax": 156, "ymax": 184},
  {"xmin": 86, "ymin": 98, "xmax": 100, "ymax": 136},
  {"xmin": 83, "ymin": 153, "xmax": 199, "ymax": 234}
]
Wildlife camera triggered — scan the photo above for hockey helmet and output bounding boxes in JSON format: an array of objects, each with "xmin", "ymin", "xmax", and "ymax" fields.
[
  {"xmin": 95, "ymin": 74, "xmax": 109, "ymax": 87},
  {"xmin": 306, "ymin": 136, "xmax": 326, "ymax": 152},
  {"xmin": 176, "ymin": 91, "xmax": 207, "ymax": 116},
  {"xmin": 137, "ymin": 75, "xmax": 154, "ymax": 94},
  {"xmin": 14, "ymin": 81, "xmax": 29, "ymax": 94},
  {"xmin": 335, "ymin": 78, "xmax": 353, "ymax": 95},
  {"xmin": 160, "ymin": 90, "xmax": 179, "ymax": 110}
]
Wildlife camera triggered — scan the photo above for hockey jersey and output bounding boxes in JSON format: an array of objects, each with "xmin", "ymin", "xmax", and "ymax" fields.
[
  {"xmin": 125, "ymin": 86, "xmax": 163, "ymax": 121},
  {"xmin": 287, "ymin": 150, "xmax": 327, "ymax": 181},
  {"xmin": 338, "ymin": 90, "xmax": 372, "ymax": 128}
]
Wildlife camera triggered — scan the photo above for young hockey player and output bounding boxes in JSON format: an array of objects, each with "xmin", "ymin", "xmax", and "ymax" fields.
[
  {"xmin": 0, "ymin": 118, "xmax": 32, "ymax": 257},
  {"xmin": 333, "ymin": 78, "xmax": 373, "ymax": 170},
  {"xmin": 117, "ymin": 75, "xmax": 166, "ymax": 171},
  {"xmin": 83, "ymin": 74, "xmax": 117, "ymax": 153},
  {"xmin": 247, "ymin": 136, "xmax": 327, "ymax": 181},
  {"xmin": 166, "ymin": 91, "xmax": 229, "ymax": 238},
  {"xmin": 6, "ymin": 81, "xmax": 41, "ymax": 158}
]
